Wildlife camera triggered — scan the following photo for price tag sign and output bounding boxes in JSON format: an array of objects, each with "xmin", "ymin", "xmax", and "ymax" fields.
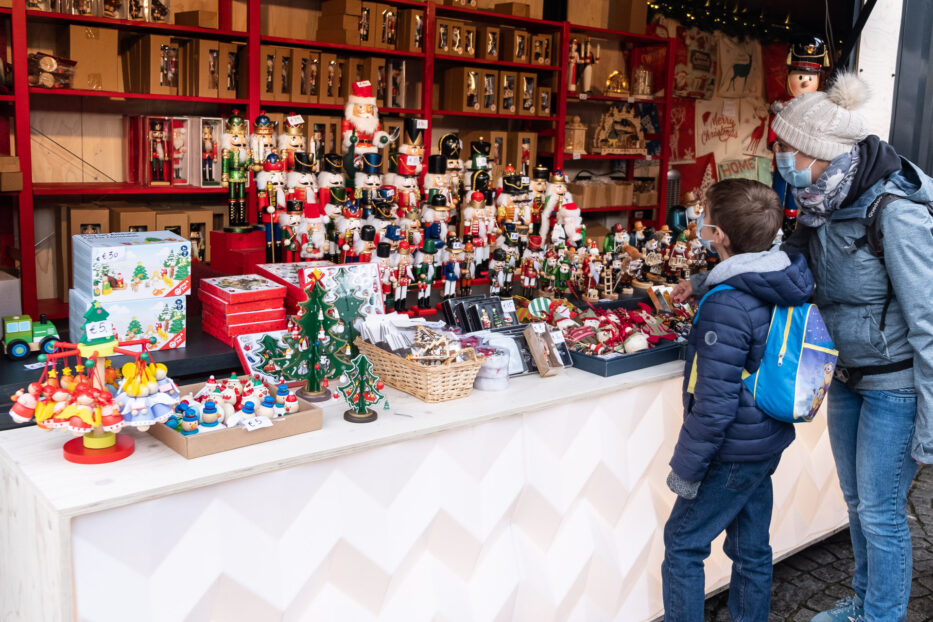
[
  {"xmin": 415, "ymin": 119, "xmax": 428, "ymax": 129},
  {"xmin": 532, "ymin": 322, "xmax": 546, "ymax": 333},
  {"xmin": 93, "ymin": 247, "xmax": 126, "ymax": 263},
  {"xmin": 406, "ymin": 155, "xmax": 420, "ymax": 167},
  {"xmin": 240, "ymin": 416, "xmax": 273, "ymax": 432},
  {"xmin": 287, "ymin": 114, "xmax": 305, "ymax": 126},
  {"xmin": 501, "ymin": 299, "xmax": 516, "ymax": 313},
  {"xmin": 475, "ymin": 156, "xmax": 487, "ymax": 168},
  {"xmin": 85, "ymin": 320, "xmax": 114, "ymax": 342},
  {"xmin": 521, "ymin": 176, "xmax": 530, "ymax": 185},
  {"xmin": 572, "ymin": 152, "xmax": 581, "ymax": 160},
  {"xmin": 645, "ymin": 155, "xmax": 653, "ymax": 160},
  {"xmin": 627, "ymin": 96, "xmax": 635, "ymax": 103},
  {"xmin": 579, "ymin": 93, "xmax": 588, "ymax": 100},
  {"xmin": 550, "ymin": 329, "xmax": 566, "ymax": 343}
]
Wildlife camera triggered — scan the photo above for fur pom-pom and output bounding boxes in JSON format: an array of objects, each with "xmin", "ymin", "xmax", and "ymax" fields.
[
  {"xmin": 827, "ymin": 72, "xmax": 870, "ymax": 110},
  {"xmin": 770, "ymin": 100, "xmax": 785, "ymax": 114}
]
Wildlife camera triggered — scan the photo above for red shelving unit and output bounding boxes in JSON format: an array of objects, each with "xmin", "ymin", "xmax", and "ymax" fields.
[
  {"xmin": 10, "ymin": 1, "xmax": 673, "ymax": 318},
  {"xmin": 29, "ymin": 86, "xmax": 248, "ymax": 105},
  {"xmin": 541, "ymin": 152, "xmax": 652, "ymax": 160},
  {"xmin": 261, "ymin": 35, "xmax": 426, "ymax": 58},
  {"xmin": 25, "ymin": 9, "xmax": 248, "ymax": 39},
  {"xmin": 567, "ymin": 93, "xmax": 664, "ymax": 104}
]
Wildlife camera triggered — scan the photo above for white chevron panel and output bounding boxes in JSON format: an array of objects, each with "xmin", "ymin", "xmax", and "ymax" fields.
[{"xmin": 71, "ymin": 376, "xmax": 847, "ymax": 622}]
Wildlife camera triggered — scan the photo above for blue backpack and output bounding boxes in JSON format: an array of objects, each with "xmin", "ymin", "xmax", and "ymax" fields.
[{"xmin": 689, "ymin": 284, "xmax": 838, "ymax": 423}]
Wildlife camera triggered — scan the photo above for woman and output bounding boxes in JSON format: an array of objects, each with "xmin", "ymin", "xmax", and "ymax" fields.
[{"xmin": 676, "ymin": 72, "xmax": 933, "ymax": 622}]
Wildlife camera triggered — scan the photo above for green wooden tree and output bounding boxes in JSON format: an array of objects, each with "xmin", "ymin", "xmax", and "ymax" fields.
[
  {"xmin": 338, "ymin": 354, "xmax": 386, "ymax": 417},
  {"xmin": 330, "ymin": 268, "xmax": 367, "ymax": 358},
  {"xmin": 279, "ymin": 281, "xmax": 353, "ymax": 393},
  {"xmin": 125, "ymin": 317, "xmax": 143, "ymax": 339},
  {"xmin": 79, "ymin": 301, "xmax": 117, "ymax": 347}
]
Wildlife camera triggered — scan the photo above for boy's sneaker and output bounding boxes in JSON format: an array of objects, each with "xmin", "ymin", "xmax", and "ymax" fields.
[{"xmin": 810, "ymin": 596, "xmax": 864, "ymax": 622}]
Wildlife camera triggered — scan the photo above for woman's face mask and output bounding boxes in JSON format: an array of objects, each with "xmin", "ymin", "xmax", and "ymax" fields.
[{"xmin": 775, "ymin": 149, "xmax": 816, "ymax": 188}]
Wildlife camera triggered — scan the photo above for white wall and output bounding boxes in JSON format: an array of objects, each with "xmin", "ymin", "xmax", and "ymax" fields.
[{"xmin": 855, "ymin": 0, "xmax": 905, "ymax": 141}]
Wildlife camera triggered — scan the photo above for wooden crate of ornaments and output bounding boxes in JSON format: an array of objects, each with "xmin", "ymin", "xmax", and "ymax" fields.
[{"xmin": 148, "ymin": 377, "xmax": 323, "ymax": 458}]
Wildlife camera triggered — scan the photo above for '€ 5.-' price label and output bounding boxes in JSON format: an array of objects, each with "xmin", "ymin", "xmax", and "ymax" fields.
[{"xmin": 85, "ymin": 320, "xmax": 115, "ymax": 341}]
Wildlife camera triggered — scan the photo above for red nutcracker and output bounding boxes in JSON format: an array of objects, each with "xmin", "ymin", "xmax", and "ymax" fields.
[
  {"xmin": 393, "ymin": 241, "xmax": 415, "ymax": 311},
  {"xmin": 278, "ymin": 114, "xmax": 306, "ymax": 171},
  {"xmin": 375, "ymin": 241, "xmax": 396, "ymax": 309},
  {"xmin": 148, "ymin": 118, "xmax": 171, "ymax": 185}
]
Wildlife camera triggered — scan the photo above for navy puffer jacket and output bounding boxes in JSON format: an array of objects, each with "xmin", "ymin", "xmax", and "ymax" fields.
[{"xmin": 670, "ymin": 251, "xmax": 815, "ymax": 482}]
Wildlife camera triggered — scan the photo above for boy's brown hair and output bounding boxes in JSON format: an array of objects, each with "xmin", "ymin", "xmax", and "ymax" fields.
[{"xmin": 705, "ymin": 179, "xmax": 782, "ymax": 254}]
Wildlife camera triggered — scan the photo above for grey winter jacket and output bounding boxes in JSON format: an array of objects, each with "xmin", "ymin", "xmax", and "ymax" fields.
[{"xmin": 692, "ymin": 157, "xmax": 933, "ymax": 463}]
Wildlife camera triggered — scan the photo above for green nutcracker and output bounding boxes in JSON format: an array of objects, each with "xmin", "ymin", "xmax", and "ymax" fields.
[
  {"xmin": 553, "ymin": 256, "xmax": 573, "ymax": 297},
  {"xmin": 221, "ymin": 111, "xmax": 253, "ymax": 232},
  {"xmin": 415, "ymin": 238, "xmax": 437, "ymax": 309}
]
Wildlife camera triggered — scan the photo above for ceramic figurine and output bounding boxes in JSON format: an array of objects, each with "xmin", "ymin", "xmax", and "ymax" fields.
[
  {"xmin": 180, "ymin": 408, "xmax": 199, "ymax": 435},
  {"xmin": 221, "ymin": 111, "xmax": 252, "ymax": 232},
  {"xmin": 200, "ymin": 400, "xmax": 221, "ymax": 427}
]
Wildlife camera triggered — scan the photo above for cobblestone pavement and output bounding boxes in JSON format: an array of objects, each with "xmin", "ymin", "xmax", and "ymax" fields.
[{"xmin": 705, "ymin": 465, "xmax": 933, "ymax": 622}]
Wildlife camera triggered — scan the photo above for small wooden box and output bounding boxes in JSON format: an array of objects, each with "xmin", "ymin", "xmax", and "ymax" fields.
[
  {"xmin": 479, "ymin": 68, "xmax": 499, "ymax": 114},
  {"xmin": 109, "ymin": 206, "xmax": 156, "ymax": 233},
  {"xmin": 495, "ymin": 2, "xmax": 530, "ymax": 17},
  {"xmin": 174, "ymin": 10, "xmax": 219, "ymax": 29},
  {"xmin": 443, "ymin": 66, "xmax": 481, "ymax": 112},
  {"xmin": 524, "ymin": 323, "xmax": 565, "ymax": 377},
  {"xmin": 341, "ymin": 57, "xmax": 366, "ymax": 100},
  {"xmin": 374, "ymin": 3, "xmax": 398, "ymax": 49},
  {"xmin": 359, "ymin": 2, "xmax": 377, "ymax": 47},
  {"xmin": 155, "ymin": 209, "xmax": 189, "ymax": 236},
  {"xmin": 140, "ymin": 34, "xmax": 178, "ymax": 95},
  {"xmin": 291, "ymin": 48, "xmax": 312, "ymax": 103},
  {"xmin": 477, "ymin": 24, "xmax": 499, "ymax": 60},
  {"xmin": 518, "ymin": 72, "xmax": 537, "ymax": 115},
  {"xmin": 487, "ymin": 130, "xmax": 509, "ymax": 177},
  {"xmin": 317, "ymin": 16, "xmax": 362, "ymax": 46},
  {"xmin": 397, "ymin": 9, "xmax": 424, "ymax": 52},
  {"xmin": 531, "ymin": 34, "xmax": 552, "ymax": 65},
  {"xmin": 304, "ymin": 52, "xmax": 321, "ymax": 103},
  {"xmin": 461, "ymin": 23, "xmax": 477, "ymax": 57},
  {"xmin": 435, "ymin": 18, "xmax": 454, "ymax": 55},
  {"xmin": 501, "ymin": 28, "xmax": 529, "ymax": 63},
  {"xmin": 363, "ymin": 57, "xmax": 388, "ymax": 104},
  {"xmin": 498, "ymin": 70, "xmax": 517, "ymax": 114},
  {"xmin": 193, "ymin": 39, "xmax": 220, "ymax": 98},
  {"xmin": 319, "ymin": 53, "xmax": 341, "ymax": 105},
  {"xmin": 148, "ymin": 380, "xmax": 323, "ymax": 459},
  {"xmin": 306, "ymin": 115, "xmax": 330, "ymax": 155},
  {"xmin": 509, "ymin": 131, "xmax": 537, "ymax": 175},
  {"xmin": 273, "ymin": 47, "xmax": 294, "ymax": 102},
  {"xmin": 447, "ymin": 20, "xmax": 472, "ymax": 57},
  {"xmin": 260, "ymin": 45, "xmax": 277, "ymax": 99},
  {"xmin": 536, "ymin": 86, "xmax": 552, "ymax": 117},
  {"xmin": 218, "ymin": 42, "xmax": 240, "ymax": 99},
  {"xmin": 321, "ymin": 0, "xmax": 363, "ymax": 16}
]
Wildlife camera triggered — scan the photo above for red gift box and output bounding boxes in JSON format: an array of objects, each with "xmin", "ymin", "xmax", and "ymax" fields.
[{"xmin": 199, "ymin": 273, "xmax": 287, "ymax": 304}]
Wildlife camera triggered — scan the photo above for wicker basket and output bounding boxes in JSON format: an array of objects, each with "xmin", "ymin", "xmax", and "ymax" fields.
[{"xmin": 354, "ymin": 338, "xmax": 484, "ymax": 403}]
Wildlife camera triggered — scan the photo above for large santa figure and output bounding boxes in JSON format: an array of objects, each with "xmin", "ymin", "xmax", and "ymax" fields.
[{"xmin": 342, "ymin": 80, "xmax": 393, "ymax": 164}]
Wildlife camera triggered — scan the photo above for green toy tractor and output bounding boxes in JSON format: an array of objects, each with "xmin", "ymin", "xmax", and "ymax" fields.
[{"xmin": 2, "ymin": 314, "xmax": 60, "ymax": 360}]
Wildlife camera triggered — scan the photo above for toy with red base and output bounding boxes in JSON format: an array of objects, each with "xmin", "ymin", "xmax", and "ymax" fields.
[
  {"xmin": 8, "ymin": 301, "xmax": 179, "ymax": 464},
  {"xmin": 339, "ymin": 354, "xmax": 388, "ymax": 423}
]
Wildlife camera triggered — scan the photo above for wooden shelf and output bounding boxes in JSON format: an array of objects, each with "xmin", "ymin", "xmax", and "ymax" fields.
[
  {"xmin": 567, "ymin": 93, "xmax": 663, "ymax": 104},
  {"xmin": 540, "ymin": 152, "xmax": 651, "ymax": 160},
  {"xmin": 29, "ymin": 87, "xmax": 247, "ymax": 105},
  {"xmin": 0, "ymin": 7, "xmax": 10, "ymax": 16},
  {"xmin": 25, "ymin": 10, "xmax": 248, "ymax": 40},
  {"xmin": 434, "ymin": 109, "xmax": 556, "ymax": 121},
  {"xmin": 581, "ymin": 205, "xmax": 657, "ymax": 213},
  {"xmin": 261, "ymin": 35, "xmax": 425, "ymax": 58},
  {"xmin": 567, "ymin": 23, "xmax": 667, "ymax": 44},
  {"xmin": 435, "ymin": 5, "xmax": 562, "ymax": 30},
  {"xmin": 33, "ymin": 183, "xmax": 226, "ymax": 197},
  {"xmin": 0, "ymin": 94, "xmax": 14, "ymax": 102},
  {"xmin": 434, "ymin": 54, "xmax": 559, "ymax": 72},
  {"xmin": 260, "ymin": 100, "xmax": 421, "ymax": 115}
]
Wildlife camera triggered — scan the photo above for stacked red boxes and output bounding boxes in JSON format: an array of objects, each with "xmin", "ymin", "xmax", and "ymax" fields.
[
  {"xmin": 255, "ymin": 261, "xmax": 334, "ymax": 317},
  {"xmin": 198, "ymin": 274, "xmax": 287, "ymax": 346}
]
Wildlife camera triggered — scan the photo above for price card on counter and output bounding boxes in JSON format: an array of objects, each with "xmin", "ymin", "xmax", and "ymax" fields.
[
  {"xmin": 416, "ymin": 119, "xmax": 428, "ymax": 129},
  {"xmin": 240, "ymin": 416, "xmax": 273, "ymax": 432}
]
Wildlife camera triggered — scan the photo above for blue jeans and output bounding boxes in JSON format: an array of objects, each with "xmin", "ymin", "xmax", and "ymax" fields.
[
  {"xmin": 662, "ymin": 455, "xmax": 782, "ymax": 621},
  {"xmin": 827, "ymin": 381, "xmax": 918, "ymax": 622}
]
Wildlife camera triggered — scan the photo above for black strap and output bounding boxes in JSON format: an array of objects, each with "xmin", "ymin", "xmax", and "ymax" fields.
[{"xmin": 836, "ymin": 358, "xmax": 914, "ymax": 389}]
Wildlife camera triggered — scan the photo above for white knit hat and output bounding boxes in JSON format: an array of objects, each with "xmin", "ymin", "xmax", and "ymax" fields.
[{"xmin": 771, "ymin": 72, "xmax": 871, "ymax": 161}]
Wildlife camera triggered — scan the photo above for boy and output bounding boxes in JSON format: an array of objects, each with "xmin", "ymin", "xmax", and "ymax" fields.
[{"xmin": 662, "ymin": 179, "xmax": 814, "ymax": 621}]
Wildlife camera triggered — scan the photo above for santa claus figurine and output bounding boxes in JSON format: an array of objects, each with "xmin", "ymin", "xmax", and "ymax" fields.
[
  {"xmin": 342, "ymin": 80, "xmax": 394, "ymax": 166},
  {"xmin": 299, "ymin": 204, "xmax": 327, "ymax": 260},
  {"xmin": 278, "ymin": 114, "xmax": 306, "ymax": 171}
]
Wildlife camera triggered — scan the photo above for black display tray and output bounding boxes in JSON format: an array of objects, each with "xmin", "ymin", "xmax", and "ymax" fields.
[{"xmin": 569, "ymin": 341, "xmax": 685, "ymax": 377}]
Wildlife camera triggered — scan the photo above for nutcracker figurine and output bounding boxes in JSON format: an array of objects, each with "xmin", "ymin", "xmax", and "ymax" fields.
[
  {"xmin": 398, "ymin": 117, "xmax": 425, "ymax": 176},
  {"xmin": 539, "ymin": 249, "xmax": 558, "ymax": 293},
  {"xmin": 287, "ymin": 152, "xmax": 320, "ymax": 218},
  {"xmin": 439, "ymin": 133, "xmax": 464, "ymax": 211},
  {"xmin": 369, "ymin": 185, "xmax": 398, "ymax": 240},
  {"xmin": 421, "ymin": 193, "xmax": 451, "ymax": 262},
  {"xmin": 278, "ymin": 114, "xmax": 306, "ymax": 171},
  {"xmin": 357, "ymin": 224, "xmax": 377, "ymax": 262},
  {"xmin": 354, "ymin": 152, "xmax": 383, "ymax": 220},
  {"xmin": 785, "ymin": 35, "xmax": 829, "ymax": 98},
  {"xmin": 460, "ymin": 242, "xmax": 476, "ymax": 296},
  {"xmin": 423, "ymin": 155, "xmax": 450, "ymax": 205},
  {"xmin": 520, "ymin": 234, "xmax": 544, "ymax": 298},
  {"xmin": 496, "ymin": 171, "xmax": 530, "ymax": 249},
  {"xmin": 255, "ymin": 153, "xmax": 287, "ymax": 262},
  {"xmin": 415, "ymin": 238, "xmax": 437, "ymax": 309},
  {"xmin": 148, "ymin": 119, "xmax": 171, "ymax": 185},
  {"xmin": 554, "ymin": 256, "xmax": 573, "ymax": 297},
  {"xmin": 221, "ymin": 111, "xmax": 252, "ymax": 232},
  {"xmin": 529, "ymin": 163, "xmax": 549, "ymax": 235},
  {"xmin": 249, "ymin": 112, "xmax": 277, "ymax": 172},
  {"xmin": 441, "ymin": 241, "xmax": 463, "ymax": 300},
  {"xmin": 499, "ymin": 224, "xmax": 520, "ymax": 297},
  {"xmin": 462, "ymin": 137, "xmax": 492, "ymax": 193},
  {"xmin": 337, "ymin": 199, "xmax": 364, "ymax": 263},
  {"xmin": 300, "ymin": 204, "xmax": 327, "ymax": 260},
  {"xmin": 603, "ymin": 224, "xmax": 631, "ymax": 254},
  {"xmin": 375, "ymin": 241, "xmax": 395, "ymax": 309},
  {"xmin": 461, "ymin": 191, "xmax": 488, "ymax": 266},
  {"xmin": 488, "ymin": 247, "xmax": 506, "ymax": 297},
  {"xmin": 201, "ymin": 121, "xmax": 218, "ymax": 185},
  {"xmin": 393, "ymin": 241, "xmax": 415, "ymax": 311},
  {"xmin": 317, "ymin": 152, "xmax": 346, "ymax": 211},
  {"xmin": 280, "ymin": 203, "xmax": 304, "ymax": 262},
  {"xmin": 539, "ymin": 170, "xmax": 572, "ymax": 242},
  {"xmin": 342, "ymin": 80, "xmax": 394, "ymax": 168}
]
